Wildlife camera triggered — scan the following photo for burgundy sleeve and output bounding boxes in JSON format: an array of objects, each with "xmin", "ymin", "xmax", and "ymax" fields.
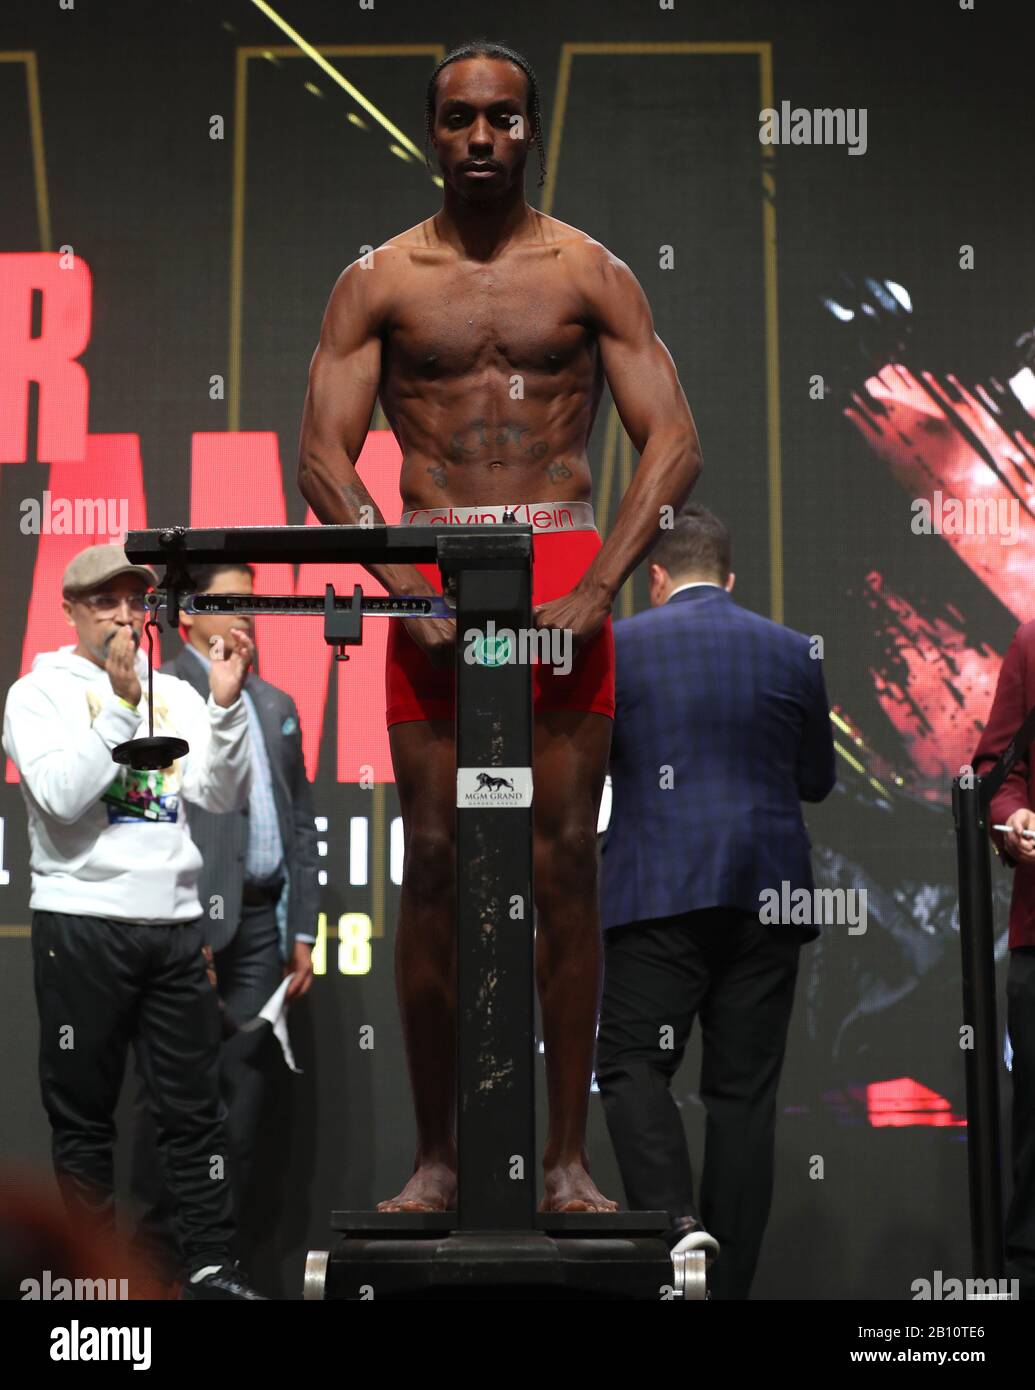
[{"xmin": 973, "ymin": 626, "xmax": 1031, "ymax": 857}]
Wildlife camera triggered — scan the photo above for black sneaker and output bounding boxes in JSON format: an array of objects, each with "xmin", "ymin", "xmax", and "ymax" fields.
[{"xmin": 180, "ymin": 1263, "xmax": 267, "ymax": 1300}]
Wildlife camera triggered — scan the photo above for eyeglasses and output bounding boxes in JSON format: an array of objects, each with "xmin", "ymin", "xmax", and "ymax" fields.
[{"xmin": 78, "ymin": 592, "xmax": 150, "ymax": 615}]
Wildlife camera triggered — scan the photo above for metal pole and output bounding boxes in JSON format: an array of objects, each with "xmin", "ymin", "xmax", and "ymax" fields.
[{"xmin": 952, "ymin": 775, "xmax": 1005, "ymax": 1279}]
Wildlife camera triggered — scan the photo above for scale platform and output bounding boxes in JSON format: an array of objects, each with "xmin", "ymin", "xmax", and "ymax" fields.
[{"xmin": 304, "ymin": 1210, "xmax": 703, "ymax": 1301}]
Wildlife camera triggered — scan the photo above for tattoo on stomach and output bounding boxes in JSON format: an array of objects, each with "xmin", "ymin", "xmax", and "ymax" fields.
[{"xmin": 446, "ymin": 418, "xmax": 551, "ymax": 465}]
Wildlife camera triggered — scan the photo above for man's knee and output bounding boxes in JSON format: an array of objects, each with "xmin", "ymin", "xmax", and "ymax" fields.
[
  {"xmin": 404, "ymin": 825, "xmax": 455, "ymax": 898},
  {"xmin": 534, "ymin": 819, "xmax": 599, "ymax": 904},
  {"xmin": 595, "ymin": 1053, "xmax": 679, "ymax": 1099}
]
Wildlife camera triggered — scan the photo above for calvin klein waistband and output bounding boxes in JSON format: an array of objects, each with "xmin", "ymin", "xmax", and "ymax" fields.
[{"xmin": 399, "ymin": 501, "xmax": 596, "ymax": 532}]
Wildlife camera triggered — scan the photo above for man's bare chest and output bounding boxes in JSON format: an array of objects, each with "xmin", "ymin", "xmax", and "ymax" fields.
[{"xmin": 384, "ymin": 261, "xmax": 592, "ymax": 379}]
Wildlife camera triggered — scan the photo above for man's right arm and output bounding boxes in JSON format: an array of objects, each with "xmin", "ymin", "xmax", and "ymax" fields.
[
  {"xmin": 297, "ymin": 255, "xmax": 434, "ymax": 600},
  {"xmin": 1, "ymin": 683, "xmax": 139, "ymax": 824}
]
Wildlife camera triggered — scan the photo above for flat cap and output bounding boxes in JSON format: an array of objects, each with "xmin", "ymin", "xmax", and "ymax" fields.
[{"xmin": 62, "ymin": 543, "xmax": 155, "ymax": 596}]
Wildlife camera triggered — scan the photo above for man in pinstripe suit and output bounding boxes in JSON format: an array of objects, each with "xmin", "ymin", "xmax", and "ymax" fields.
[
  {"xmin": 596, "ymin": 506, "xmax": 836, "ymax": 1298},
  {"xmin": 130, "ymin": 562, "xmax": 320, "ymax": 1282}
]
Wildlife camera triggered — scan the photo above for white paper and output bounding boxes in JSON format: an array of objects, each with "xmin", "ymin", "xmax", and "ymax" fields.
[{"xmin": 244, "ymin": 975, "xmax": 303, "ymax": 1074}]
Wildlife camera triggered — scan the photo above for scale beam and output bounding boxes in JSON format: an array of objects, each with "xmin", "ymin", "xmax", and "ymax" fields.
[{"xmin": 168, "ymin": 592, "xmax": 456, "ymax": 619}]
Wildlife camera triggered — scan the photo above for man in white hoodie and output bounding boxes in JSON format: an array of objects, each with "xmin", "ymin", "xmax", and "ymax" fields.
[{"xmin": 1, "ymin": 542, "xmax": 265, "ymax": 1300}]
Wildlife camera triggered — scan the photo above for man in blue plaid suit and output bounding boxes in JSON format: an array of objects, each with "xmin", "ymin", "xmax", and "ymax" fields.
[{"xmin": 596, "ymin": 505, "xmax": 835, "ymax": 1299}]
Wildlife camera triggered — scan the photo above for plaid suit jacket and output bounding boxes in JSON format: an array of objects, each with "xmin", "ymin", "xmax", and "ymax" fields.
[
  {"xmin": 601, "ymin": 585, "xmax": 836, "ymax": 934},
  {"xmin": 167, "ymin": 646, "xmax": 319, "ymax": 955}
]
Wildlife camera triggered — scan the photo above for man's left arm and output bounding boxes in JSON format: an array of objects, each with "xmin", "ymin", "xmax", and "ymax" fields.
[
  {"xmin": 797, "ymin": 647, "xmax": 837, "ymax": 803},
  {"xmin": 283, "ymin": 698, "xmax": 319, "ymax": 999},
  {"xmin": 539, "ymin": 247, "xmax": 702, "ymax": 640}
]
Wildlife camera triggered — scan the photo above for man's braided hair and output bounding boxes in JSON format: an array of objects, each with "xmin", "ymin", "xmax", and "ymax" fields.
[{"xmin": 424, "ymin": 40, "xmax": 547, "ymax": 188}]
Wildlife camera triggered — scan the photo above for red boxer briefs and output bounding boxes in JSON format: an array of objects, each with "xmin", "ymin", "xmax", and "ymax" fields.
[{"xmin": 385, "ymin": 525, "xmax": 615, "ymax": 727}]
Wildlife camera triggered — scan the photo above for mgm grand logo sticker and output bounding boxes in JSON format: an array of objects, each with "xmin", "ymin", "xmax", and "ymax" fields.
[{"xmin": 457, "ymin": 767, "xmax": 533, "ymax": 808}]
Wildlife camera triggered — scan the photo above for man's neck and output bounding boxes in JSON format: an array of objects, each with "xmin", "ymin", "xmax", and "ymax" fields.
[
  {"xmin": 185, "ymin": 638, "xmax": 209, "ymax": 662},
  {"xmin": 667, "ymin": 577, "xmax": 724, "ymax": 600},
  {"xmin": 434, "ymin": 184, "xmax": 533, "ymax": 262}
]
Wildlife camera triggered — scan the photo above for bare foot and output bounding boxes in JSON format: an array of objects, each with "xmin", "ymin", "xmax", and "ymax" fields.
[
  {"xmin": 540, "ymin": 1162, "xmax": 619, "ymax": 1213},
  {"xmin": 376, "ymin": 1161, "xmax": 457, "ymax": 1213}
]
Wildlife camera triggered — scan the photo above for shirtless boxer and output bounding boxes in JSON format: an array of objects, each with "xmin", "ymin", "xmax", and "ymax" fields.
[{"xmin": 297, "ymin": 40, "xmax": 702, "ymax": 1212}]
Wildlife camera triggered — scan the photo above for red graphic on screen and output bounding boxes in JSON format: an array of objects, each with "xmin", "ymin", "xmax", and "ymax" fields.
[
  {"xmin": 0, "ymin": 252, "xmax": 91, "ymax": 464},
  {"xmin": 2, "ymin": 252, "xmax": 403, "ymax": 786},
  {"xmin": 861, "ymin": 571, "xmax": 1002, "ymax": 801},
  {"xmin": 845, "ymin": 365, "xmax": 1035, "ymax": 622},
  {"xmin": 865, "ymin": 1078, "xmax": 966, "ymax": 1129}
]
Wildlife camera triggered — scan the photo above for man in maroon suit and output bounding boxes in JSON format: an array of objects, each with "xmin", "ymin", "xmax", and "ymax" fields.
[{"xmin": 974, "ymin": 623, "xmax": 1035, "ymax": 1299}]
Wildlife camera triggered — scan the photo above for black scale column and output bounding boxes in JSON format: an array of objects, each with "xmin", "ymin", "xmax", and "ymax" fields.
[{"xmin": 446, "ymin": 528, "xmax": 536, "ymax": 1230}]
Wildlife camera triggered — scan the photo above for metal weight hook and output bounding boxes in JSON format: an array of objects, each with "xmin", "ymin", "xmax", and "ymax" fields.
[{"xmin": 112, "ymin": 592, "xmax": 189, "ymax": 770}]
